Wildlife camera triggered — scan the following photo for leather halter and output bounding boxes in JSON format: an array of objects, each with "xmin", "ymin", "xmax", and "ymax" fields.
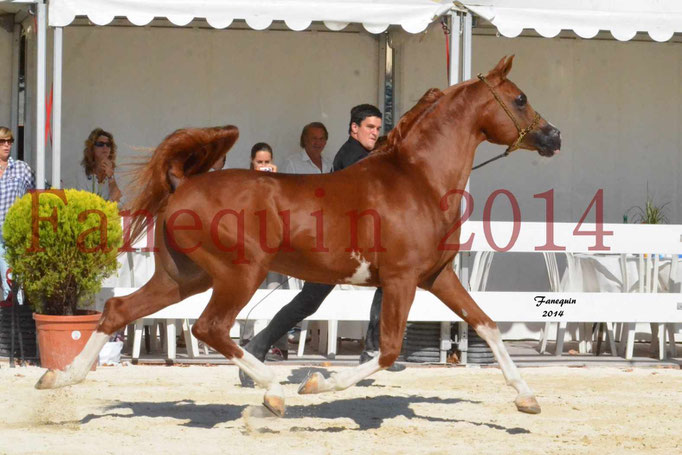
[{"xmin": 472, "ymin": 73, "xmax": 541, "ymax": 171}]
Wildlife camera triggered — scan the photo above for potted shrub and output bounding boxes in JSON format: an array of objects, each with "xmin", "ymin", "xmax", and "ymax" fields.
[{"xmin": 2, "ymin": 189, "xmax": 122, "ymax": 370}]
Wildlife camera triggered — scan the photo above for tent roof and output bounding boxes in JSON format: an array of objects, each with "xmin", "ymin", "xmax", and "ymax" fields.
[
  {"xmin": 48, "ymin": 0, "xmax": 453, "ymax": 34},
  {"xmin": 459, "ymin": 0, "xmax": 682, "ymax": 42}
]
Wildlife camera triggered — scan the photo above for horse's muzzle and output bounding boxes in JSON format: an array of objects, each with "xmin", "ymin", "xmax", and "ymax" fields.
[{"xmin": 534, "ymin": 124, "xmax": 561, "ymax": 157}]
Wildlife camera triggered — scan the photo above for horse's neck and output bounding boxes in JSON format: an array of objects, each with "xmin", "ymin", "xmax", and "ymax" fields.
[{"xmin": 396, "ymin": 84, "xmax": 487, "ymax": 201}]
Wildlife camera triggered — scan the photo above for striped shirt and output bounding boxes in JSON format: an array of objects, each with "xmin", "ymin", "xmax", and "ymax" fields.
[{"xmin": 0, "ymin": 158, "xmax": 35, "ymax": 232}]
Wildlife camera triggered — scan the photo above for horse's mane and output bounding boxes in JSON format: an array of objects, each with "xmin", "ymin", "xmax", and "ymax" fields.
[{"xmin": 382, "ymin": 88, "xmax": 445, "ymax": 152}]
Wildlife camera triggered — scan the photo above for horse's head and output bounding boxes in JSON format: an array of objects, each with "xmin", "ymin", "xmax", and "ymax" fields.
[{"xmin": 478, "ymin": 56, "xmax": 561, "ymax": 157}]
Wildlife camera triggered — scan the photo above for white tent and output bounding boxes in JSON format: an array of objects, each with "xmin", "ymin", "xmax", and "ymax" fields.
[
  {"xmin": 39, "ymin": 0, "xmax": 682, "ymax": 188},
  {"xmin": 459, "ymin": 0, "xmax": 682, "ymax": 42}
]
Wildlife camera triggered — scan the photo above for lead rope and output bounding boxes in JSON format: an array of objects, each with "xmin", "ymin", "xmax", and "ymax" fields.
[{"xmin": 472, "ymin": 73, "xmax": 541, "ymax": 171}]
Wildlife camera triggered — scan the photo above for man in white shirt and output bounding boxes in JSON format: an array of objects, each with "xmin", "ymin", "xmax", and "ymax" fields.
[{"xmin": 281, "ymin": 122, "xmax": 332, "ymax": 174}]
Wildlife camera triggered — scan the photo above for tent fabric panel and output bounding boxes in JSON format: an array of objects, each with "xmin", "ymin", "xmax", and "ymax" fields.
[
  {"xmin": 48, "ymin": 0, "xmax": 453, "ymax": 34},
  {"xmin": 461, "ymin": 0, "xmax": 682, "ymax": 42}
]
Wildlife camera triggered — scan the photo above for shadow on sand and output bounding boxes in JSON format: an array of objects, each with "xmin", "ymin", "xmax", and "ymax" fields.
[{"xmin": 78, "ymin": 366, "xmax": 529, "ymax": 435}]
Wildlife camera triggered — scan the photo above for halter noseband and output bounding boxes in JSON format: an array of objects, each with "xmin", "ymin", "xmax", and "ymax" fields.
[{"xmin": 472, "ymin": 73, "xmax": 541, "ymax": 171}]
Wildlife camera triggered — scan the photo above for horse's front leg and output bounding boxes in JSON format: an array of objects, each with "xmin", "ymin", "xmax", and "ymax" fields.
[
  {"xmin": 428, "ymin": 266, "xmax": 540, "ymax": 414},
  {"xmin": 191, "ymin": 280, "xmax": 286, "ymax": 417},
  {"xmin": 298, "ymin": 278, "xmax": 416, "ymax": 394}
]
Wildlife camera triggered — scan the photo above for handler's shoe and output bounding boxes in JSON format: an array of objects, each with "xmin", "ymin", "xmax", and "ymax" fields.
[{"xmin": 359, "ymin": 350, "xmax": 406, "ymax": 372}]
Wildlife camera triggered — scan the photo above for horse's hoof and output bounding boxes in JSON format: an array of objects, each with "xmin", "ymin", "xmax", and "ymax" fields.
[
  {"xmin": 298, "ymin": 371, "xmax": 323, "ymax": 395},
  {"xmin": 263, "ymin": 392, "xmax": 286, "ymax": 418},
  {"xmin": 35, "ymin": 369, "xmax": 58, "ymax": 390},
  {"xmin": 515, "ymin": 394, "xmax": 541, "ymax": 414}
]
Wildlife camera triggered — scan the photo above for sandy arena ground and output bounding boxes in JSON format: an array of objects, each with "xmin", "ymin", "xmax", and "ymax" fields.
[{"xmin": 0, "ymin": 363, "xmax": 680, "ymax": 455}]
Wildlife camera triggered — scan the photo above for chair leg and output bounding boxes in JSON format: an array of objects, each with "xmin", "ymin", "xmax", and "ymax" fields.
[
  {"xmin": 554, "ymin": 322, "xmax": 567, "ymax": 356},
  {"xmin": 166, "ymin": 319, "xmax": 177, "ymax": 361},
  {"xmin": 666, "ymin": 324, "xmax": 677, "ymax": 357},
  {"xmin": 605, "ymin": 322, "xmax": 618, "ymax": 356},
  {"xmin": 150, "ymin": 322, "xmax": 162, "ymax": 353},
  {"xmin": 622, "ymin": 322, "xmax": 636, "ymax": 360},
  {"xmin": 297, "ymin": 321, "xmax": 309, "ymax": 358},
  {"xmin": 326, "ymin": 320, "xmax": 338, "ymax": 359},
  {"xmin": 657, "ymin": 323, "xmax": 666, "ymax": 360},
  {"xmin": 132, "ymin": 319, "xmax": 144, "ymax": 361},
  {"xmin": 458, "ymin": 322, "xmax": 468, "ymax": 365},
  {"xmin": 538, "ymin": 322, "xmax": 551, "ymax": 354},
  {"xmin": 124, "ymin": 323, "xmax": 134, "ymax": 353},
  {"xmin": 183, "ymin": 319, "xmax": 199, "ymax": 358}
]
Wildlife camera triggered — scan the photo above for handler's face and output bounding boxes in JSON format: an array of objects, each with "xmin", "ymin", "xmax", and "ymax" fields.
[{"xmin": 351, "ymin": 116, "xmax": 382, "ymax": 151}]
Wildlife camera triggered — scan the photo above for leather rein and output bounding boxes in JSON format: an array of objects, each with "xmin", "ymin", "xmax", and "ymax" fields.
[{"xmin": 472, "ymin": 73, "xmax": 541, "ymax": 171}]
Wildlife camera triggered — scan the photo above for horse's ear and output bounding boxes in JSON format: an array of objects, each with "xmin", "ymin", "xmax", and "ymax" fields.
[
  {"xmin": 500, "ymin": 55, "xmax": 514, "ymax": 79},
  {"xmin": 489, "ymin": 55, "xmax": 514, "ymax": 81},
  {"xmin": 491, "ymin": 56, "xmax": 508, "ymax": 74}
]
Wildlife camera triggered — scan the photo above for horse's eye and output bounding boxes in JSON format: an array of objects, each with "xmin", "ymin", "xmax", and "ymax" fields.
[{"xmin": 515, "ymin": 94, "xmax": 527, "ymax": 107}]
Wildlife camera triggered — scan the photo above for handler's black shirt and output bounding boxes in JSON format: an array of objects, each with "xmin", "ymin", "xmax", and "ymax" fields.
[{"xmin": 332, "ymin": 136, "xmax": 370, "ymax": 172}]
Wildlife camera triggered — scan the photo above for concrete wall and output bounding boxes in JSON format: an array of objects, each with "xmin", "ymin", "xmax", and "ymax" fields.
[{"xmin": 58, "ymin": 26, "xmax": 379, "ymax": 189}]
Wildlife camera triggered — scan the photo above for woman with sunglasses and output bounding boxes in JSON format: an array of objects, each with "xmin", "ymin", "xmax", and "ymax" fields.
[
  {"xmin": 0, "ymin": 126, "xmax": 35, "ymax": 302},
  {"xmin": 77, "ymin": 128, "xmax": 122, "ymax": 202}
]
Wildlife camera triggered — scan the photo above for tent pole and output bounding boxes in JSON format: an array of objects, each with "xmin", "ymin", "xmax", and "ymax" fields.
[
  {"xmin": 36, "ymin": 1, "xmax": 46, "ymax": 189},
  {"xmin": 462, "ymin": 12, "xmax": 472, "ymax": 201},
  {"xmin": 379, "ymin": 33, "xmax": 395, "ymax": 133},
  {"xmin": 448, "ymin": 12, "xmax": 461, "ymax": 87},
  {"xmin": 462, "ymin": 13, "xmax": 472, "ymax": 83},
  {"xmin": 10, "ymin": 23, "xmax": 20, "ymax": 159},
  {"xmin": 52, "ymin": 27, "xmax": 62, "ymax": 189}
]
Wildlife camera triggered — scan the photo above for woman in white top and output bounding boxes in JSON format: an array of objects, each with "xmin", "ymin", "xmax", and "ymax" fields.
[{"xmin": 76, "ymin": 128, "xmax": 122, "ymax": 202}]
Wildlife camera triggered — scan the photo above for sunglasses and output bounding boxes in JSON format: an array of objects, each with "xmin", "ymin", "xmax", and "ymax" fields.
[
  {"xmin": 0, "ymin": 138, "xmax": 14, "ymax": 145},
  {"xmin": 94, "ymin": 141, "xmax": 112, "ymax": 147}
]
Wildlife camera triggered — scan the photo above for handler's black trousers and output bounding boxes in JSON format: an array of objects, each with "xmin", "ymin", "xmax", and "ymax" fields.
[{"xmin": 245, "ymin": 282, "xmax": 383, "ymax": 360}]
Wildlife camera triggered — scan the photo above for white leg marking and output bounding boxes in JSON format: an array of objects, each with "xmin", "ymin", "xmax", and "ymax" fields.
[
  {"xmin": 315, "ymin": 352, "xmax": 384, "ymax": 393},
  {"xmin": 48, "ymin": 331, "xmax": 109, "ymax": 387},
  {"xmin": 475, "ymin": 325, "xmax": 533, "ymax": 397},
  {"xmin": 231, "ymin": 348, "xmax": 278, "ymax": 389}
]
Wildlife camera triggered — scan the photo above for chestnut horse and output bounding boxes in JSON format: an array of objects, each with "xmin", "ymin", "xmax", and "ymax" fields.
[{"xmin": 36, "ymin": 56, "xmax": 560, "ymax": 417}]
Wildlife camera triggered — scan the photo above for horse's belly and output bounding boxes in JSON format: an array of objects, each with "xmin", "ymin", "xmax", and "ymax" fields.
[{"xmin": 270, "ymin": 251, "xmax": 380, "ymax": 287}]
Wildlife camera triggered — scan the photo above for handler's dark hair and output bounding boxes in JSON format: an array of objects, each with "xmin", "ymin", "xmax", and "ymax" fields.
[
  {"xmin": 348, "ymin": 104, "xmax": 382, "ymax": 134},
  {"xmin": 299, "ymin": 122, "xmax": 329, "ymax": 148}
]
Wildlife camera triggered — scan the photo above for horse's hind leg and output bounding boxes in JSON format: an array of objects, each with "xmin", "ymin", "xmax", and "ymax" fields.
[
  {"xmin": 191, "ymin": 276, "xmax": 286, "ymax": 417},
  {"xmin": 299, "ymin": 278, "xmax": 416, "ymax": 394},
  {"xmin": 35, "ymin": 270, "xmax": 209, "ymax": 390},
  {"xmin": 428, "ymin": 266, "xmax": 540, "ymax": 414}
]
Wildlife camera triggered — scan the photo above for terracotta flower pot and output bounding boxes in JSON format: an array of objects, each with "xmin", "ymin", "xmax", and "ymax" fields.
[{"xmin": 33, "ymin": 311, "xmax": 102, "ymax": 371}]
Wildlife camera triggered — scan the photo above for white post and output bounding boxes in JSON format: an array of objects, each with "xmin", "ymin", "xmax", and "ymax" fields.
[
  {"xmin": 52, "ymin": 27, "xmax": 63, "ymax": 189},
  {"xmin": 462, "ymin": 12, "xmax": 472, "ymax": 197},
  {"xmin": 448, "ymin": 12, "xmax": 461, "ymax": 87},
  {"xmin": 10, "ymin": 23, "xmax": 20, "ymax": 157},
  {"xmin": 462, "ymin": 13, "xmax": 472, "ymax": 81},
  {"xmin": 36, "ymin": 2, "xmax": 47, "ymax": 189}
]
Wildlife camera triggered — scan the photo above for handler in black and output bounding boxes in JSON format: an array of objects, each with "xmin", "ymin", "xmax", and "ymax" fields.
[{"xmin": 240, "ymin": 104, "xmax": 403, "ymax": 387}]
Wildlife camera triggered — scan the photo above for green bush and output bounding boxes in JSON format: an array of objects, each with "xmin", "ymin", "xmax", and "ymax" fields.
[{"xmin": 3, "ymin": 189, "xmax": 122, "ymax": 315}]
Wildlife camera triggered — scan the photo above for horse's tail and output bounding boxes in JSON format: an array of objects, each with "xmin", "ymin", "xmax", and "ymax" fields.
[{"xmin": 125, "ymin": 125, "xmax": 239, "ymax": 244}]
